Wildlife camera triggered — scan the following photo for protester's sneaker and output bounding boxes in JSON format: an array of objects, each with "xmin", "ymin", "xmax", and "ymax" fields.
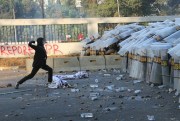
[{"xmin": 15, "ymin": 83, "xmax": 19, "ymax": 89}]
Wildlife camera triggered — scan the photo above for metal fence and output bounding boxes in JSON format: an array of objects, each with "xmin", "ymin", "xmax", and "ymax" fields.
[
  {"xmin": 0, "ymin": 23, "xmax": 121, "ymax": 44},
  {"xmin": 0, "ymin": 24, "xmax": 88, "ymax": 44},
  {"xmin": 0, "ymin": 16, "xmax": 179, "ymax": 44}
]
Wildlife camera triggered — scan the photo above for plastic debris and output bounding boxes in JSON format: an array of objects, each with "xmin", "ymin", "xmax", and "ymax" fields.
[
  {"xmin": 158, "ymin": 85, "xmax": 166, "ymax": 89},
  {"xmin": 102, "ymin": 69, "xmax": 107, "ymax": 73},
  {"xmin": 118, "ymin": 75, "xmax": 124, "ymax": 80},
  {"xmin": 135, "ymin": 96, "xmax": 144, "ymax": 101},
  {"xmin": 116, "ymin": 77, "xmax": 122, "ymax": 81},
  {"xmin": 104, "ymin": 74, "xmax": 111, "ymax": 76},
  {"xmin": 71, "ymin": 89, "xmax": 80, "ymax": 92},
  {"xmin": 168, "ymin": 88, "xmax": 174, "ymax": 93},
  {"xmin": 90, "ymin": 84, "xmax": 98, "ymax": 88},
  {"xmin": 48, "ymin": 71, "xmax": 89, "ymax": 88},
  {"xmin": 150, "ymin": 84, "xmax": 154, "ymax": 87},
  {"xmin": 90, "ymin": 96, "xmax": 98, "ymax": 101},
  {"xmin": 175, "ymin": 91, "xmax": 179, "ymax": 96},
  {"xmin": 147, "ymin": 115, "xmax": 155, "ymax": 120},
  {"xmin": 95, "ymin": 79, "xmax": 99, "ymax": 83},
  {"xmin": 113, "ymin": 69, "xmax": 121, "ymax": 73},
  {"xmin": 134, "ymin": 90, "xmax": 141, "ymax": 94},
  {"xmin": 106, "ymin": 85, "xmax": 115, "ymax": 91},
  {"xmin": 90, "ymin": 92, "xmax": 100, "ymax": 101},
  {"xmin": 80, "ymin": 113, "xmax": 93, "ymax": 118},
  {"xmin": 133, "ymin": 80, "xmax": 142, "ymax": 84},
  {"xmin": 115, "ymin": 87, "xmax": 128, "ymax": 92}
]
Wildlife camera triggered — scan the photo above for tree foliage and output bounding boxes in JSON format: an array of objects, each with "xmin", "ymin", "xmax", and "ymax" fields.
[
  {"xmin": 15, "ymin": 0, "xmax": 41, "ymax": 18},
  {"xmin": 45, "ymin": 1, "xmax": 62, "ymax": 18},
  {"xmin": 0, "ymin": 0, "xmax": 13, "ymax": 19},
  {"xmin": 0, "ymin": 0, "xmax": 179, "ymax": 19}
]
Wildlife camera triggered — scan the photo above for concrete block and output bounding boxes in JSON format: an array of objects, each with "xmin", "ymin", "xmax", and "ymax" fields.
[
  {"xmin": 80, "ymin": 56, "xmax": 105, "ymax": 70},
  {"xmin": 105, "ymin": 55, "xmax": 121, "ymax": 69},
  {"xmin": 53, "ymin": 57, "xmax": 80, "ymax": 72},
  {"xmin": 26, "ymin": 58, "xmax": 54, "ymax": 73}
]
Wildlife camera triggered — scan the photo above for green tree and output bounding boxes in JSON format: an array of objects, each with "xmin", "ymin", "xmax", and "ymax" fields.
[
  {"xmin": 151, "ymin": 0, "xmax": 169, "ymax": 15},
  {"xmin": 119, "ymin": 0, "xmax": 155, "ymax": 17},
  {"xmin": 167, "ymin": 0, "xmax": 180, "ymax": 15},
  {"xmin": 82, "ymin": 0, "xmax": 117, "ymax": 17},
  {"xmin": 0, "ymin": 0, "xmax": 14, "ymax": 19},
  {"xmin": 46, "ymin": 1, "xmax": 62, "ymax": 18},
  {"xmin": 96, "ymin": 0, "xmax": 117, "ymax": 17},
  {"xmin": 0, "ymin": 0, "xmax": 179, "ymax": 19},
  {"xmin": 15, "ymin": 0, "xmax": 41, "ymax": 18}
]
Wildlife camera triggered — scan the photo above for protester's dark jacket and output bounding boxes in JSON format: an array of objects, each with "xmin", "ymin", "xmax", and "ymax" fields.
[{"xmin": 28, "ymin": 38, "xmax": 47, "ymax": 67}]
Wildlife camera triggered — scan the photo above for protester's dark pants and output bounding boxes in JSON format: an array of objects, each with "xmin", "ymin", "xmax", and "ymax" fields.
[{"xmin": 18, "ymin": 65, "xmax": 53, "ymax": 84}]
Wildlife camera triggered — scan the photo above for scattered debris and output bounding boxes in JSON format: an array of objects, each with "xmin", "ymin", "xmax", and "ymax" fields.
[
  {"xmin": 135, "ymin": 96, "xmax": 144, "ymax": 101},
  {"xmin": 95, "ymin": 79, "xmax": 99, "ymax": 83},
  {"xmin": 89, "ymin": 92, "xmax": 100, "ymax": 101},
  {"xmin": 175, "ymin": 91, "xmax": 179, "ymax": 96},
  {"xmin": 133, "ymin": 80, "xmax": 142, "ymax": 84},
  {"xmin": 105, "ymin": 85, "xmax": 115, "ymax": 91},
  {"xmin": 134, "ymin": 90, "xmax": 141, "ymax": 94},
  {"xmin": 104, "ymin": 74, "xmax": 111, "ymax": 76},
  {"xmin": 71, "ymin": 89, "xmax": 80, "ymax": 92},
  {"xmin": 90, "ymin": 84, "xmax": 98, "ymax": 88},
  {"xmin": 116, "ymin": 77, "xmax": 121, "ymax": 81},
  {"xmin": 90, "ymin": 96, "xmax": 98, "ymax": 101},
  {"xmin": 158, "ymin": 85, "xmax": 166, "ymax": 89},
  {"xmin": 168, "ymin": 88, "xmax": 174, "ymax": 93},
  {"xmin": 80, "ymin": 113, "xmax": 93, "ymax": 118},
  {"xmin": 104, "ymin": 107, "xmax": 118, "ymax": 111},
  {"xmin": 147, "ymin": 115, "xmax": 155, "ymax": 120},
  {"xmin": 115, "ymin": 87, "xmax": 128, "ymax": 92}
]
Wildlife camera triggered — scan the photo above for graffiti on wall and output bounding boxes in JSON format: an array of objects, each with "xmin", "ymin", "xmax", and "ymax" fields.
[{"xmin": 0, "ymin": 43, "xmax": 83, "ymax": 58}]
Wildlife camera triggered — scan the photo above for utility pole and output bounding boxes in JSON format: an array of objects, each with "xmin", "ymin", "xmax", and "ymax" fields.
[
  {"xmin": 75, "ymin": 0, "xmax": 82, "ymax": 17},
  {"xmin": 11, "ymin": 0, "xmax": 17, "ymax": 43},
  {"xmin": 117, "ymin": 0, "xmax": 120, "ymax": 17},
  {"xmin": 40, "ymin": 0, "xmax": 46, "ymax": 38}
]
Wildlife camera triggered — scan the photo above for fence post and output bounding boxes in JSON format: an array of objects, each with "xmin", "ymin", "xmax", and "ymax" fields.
[{"xmin": 87, "ymin": 22, "xmax": 98, "ymax": 36}]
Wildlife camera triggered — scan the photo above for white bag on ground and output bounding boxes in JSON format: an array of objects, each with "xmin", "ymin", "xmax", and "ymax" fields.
[{"xmin": 48, "ymin": 76, "xmax": 69, "ymax": 88}]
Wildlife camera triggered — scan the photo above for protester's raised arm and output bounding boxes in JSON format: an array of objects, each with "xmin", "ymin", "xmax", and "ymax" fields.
[{"xmin": 28, "ymin": 41, "xmax": 36, "ymax": 49}]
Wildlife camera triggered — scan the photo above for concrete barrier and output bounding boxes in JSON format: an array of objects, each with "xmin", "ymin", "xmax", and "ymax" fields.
[
  {"xmin": 25, "ymin": 56, "xmax": 123, "ymax": 72},
  {"xmin": 79, "ymin": 56, "xmax": 105, "ymax": 70},
  {"xmin": 104, "ymin": 55, "xmax": 122, "ymax": 69},
  {"xmin": 26, "ymin": 58, "xmax": 54, "ymax": 73},
  {"xmin": 53, "ymin": 57, "xmax": 80, "ymax": 72}
]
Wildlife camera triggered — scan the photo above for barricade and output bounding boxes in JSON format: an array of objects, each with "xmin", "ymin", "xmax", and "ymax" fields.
[
  {"xmin": 150, "ymin": 55, "xmax": 162, "ymax": 85},
  {"xmin": 79, "ymin": 56, "xmax": 105, "ymax": 70},
  {"xmin": 53, "ymin": 57, "xmax": 80, "ymax": 72},
  {"xmin": 173, "ymin": 58, "xmax": 180, "ymax": 93},
  {"xmin": 161, "ymin": 50, "xmax": 170, "ymax": 86},
  {"xmin": 104, "ymin": 55, "xmax": 121, "ymax": 69},
  {"xmin": 120, "ymin": 54, "xmax": 128, "ymax": 72},
  {"xmin": 25, "ymin": 56, "xmax": 123, "ymax": 72}
]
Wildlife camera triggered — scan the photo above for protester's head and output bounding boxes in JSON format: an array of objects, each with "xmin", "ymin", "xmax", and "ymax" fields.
[{"xmin": 37, "ymin": 37, "xmax": 46, "ymax": 46}]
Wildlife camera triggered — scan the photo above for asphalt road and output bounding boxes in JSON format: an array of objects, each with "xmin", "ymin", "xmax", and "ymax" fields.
[{"xmin": 0, "ymin": 69, "xmax": 180, "ymax": 121}]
